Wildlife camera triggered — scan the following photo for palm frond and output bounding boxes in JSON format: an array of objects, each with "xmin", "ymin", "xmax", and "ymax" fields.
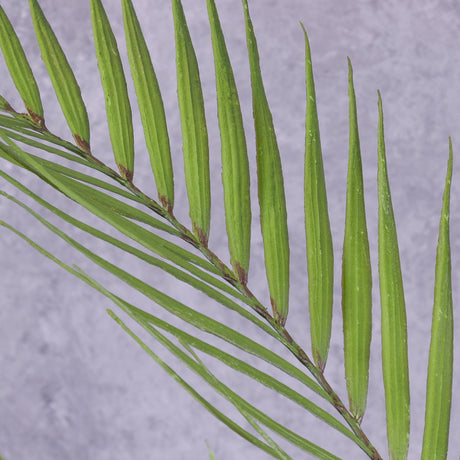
[{"xmin": 0, "ymin": 1, "xmax": 456, "ymax": 459}]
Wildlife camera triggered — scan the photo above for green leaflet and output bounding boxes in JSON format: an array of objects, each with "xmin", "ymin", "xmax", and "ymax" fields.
[
  {"xmin": 242, "ymin": 0, "xmax": 290, "ymax": 325},
  {"xmin": 28, "ymin": 0, "xmax": 90, "ymax": 152},
  {"xmin": 421, "ymin": 140, "xmax": 453, "ymax": 460},
  {"xmin": 0, "ymin": 5, "xmax": 43, "ymax": 125},
  {"xmin": 342, "ymin": 59, "xmax": 372, "ymax": 421},
  {"xmin": 302, "ymin": 25, "xmax": 334, "ymax": 371},
  {"xmin": 121, "ymin": 0, "xmax": 174, "ymax": 211},
  {"xmin": 91, "ymin": 0, "xmax": 134, "ymax": 180},
  {"xmin": 207, "ymin": 0, "xmax": 251, "ymax": 284},
  {"xmin": 172, "ymin": 0, "xmax": 210, "ymax": 246},
  {"xmin": 377, "ymin": 92, "xmax": 410, "ymax": 460}
]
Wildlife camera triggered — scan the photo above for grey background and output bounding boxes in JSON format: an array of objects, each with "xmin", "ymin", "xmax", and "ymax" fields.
[{"xmin": 1, "ymin": 0, "xmax": 459, "ymax": 459}]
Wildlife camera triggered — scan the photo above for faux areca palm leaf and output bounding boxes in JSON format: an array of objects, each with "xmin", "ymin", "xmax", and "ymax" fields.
[
  {"xmin": 302, "ymin": 24, "xmax": 334, "ymax": 371},
  {"xmin": 172, "ymin": 0, "xmax": 211, "ymax": 246},
  {"xmin": 0, "ymin": 5, "xmax": 43, "ymax": 126},
  {"xmin": 377, "ymin": 92, "xmax": 410, "ymax": 460},
  {"xmin": 28, "ymin": 0, "xmax": 90, "ymax": 152},
  {"xmin": 91, "ymin": 0, "xmax": 134, "ymax": 180},
  {"xmin": 243, "ymin": 0, "xmax": 290, "ymax": 325},
  {"xmin": 421, "ymin": 140, "xmax": 453, "ymax": 459},
  {"xmin": 207, "ymin": 0, "xmax": 251, "ymax": 284},
  {"xmin": 121, "ymin": 0, "xmax": 174, "ymax": 211},
  {"xmin": 0, "ymin": 1, "xmax": 457, "ymax": 459},
  {"xmin": 341, "ymin": 59, "xmax": 372, "ymax": 421}
]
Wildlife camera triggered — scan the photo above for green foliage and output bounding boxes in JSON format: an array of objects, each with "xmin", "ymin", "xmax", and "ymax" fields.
[
  {"xmin": 91, "ymin": 0, "xmax": 134, "ymax": 180},
  {"xmin": 173, "ymin": 0, "xmax": 211, "ymax": 245},
  {"xmin": 243, "ymin": 0, "xmax": 290, "ymax": 325},
  {"xmin": 377, "ymin": 93, "xmax": 411, "ymax": 460},
  {"xmin": 121, "ymin": 0, "xmax": 174, "ymax": 210},
  {"xmin": 302, "ymin": 24, "xmax": 334, "ymax": 369},
  {"xmin": 421, "ymin": 140, "xmax": 454, "ymax": 460},
  {"xmin": 342, "ymin": 59, "xmax": 372, "ymax": 422},
  {"xmin": 0, "ymin": 5, "xmax": 43, "ymax": 125},
  {"xmin": 28, "ymin": 0, "xmax": 90, "ymax": 151},
  {"xmin": 0, "ymin": 1, "xmax": 455, "ymax": 459}
]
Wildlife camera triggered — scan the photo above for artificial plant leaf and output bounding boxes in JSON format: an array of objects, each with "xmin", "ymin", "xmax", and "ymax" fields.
[
  {"xmin": 341, "ymin": 58, "xmax": 372, "ymax": 421},
  {"xmin": 302, "ymin": 24, "xmax": 334, "ymax": 371},
  {"xmin": 172, "ymin": 0, "xmax": 210, "ymax": 246},
  {"xmin": 377, "ymin": 92, "xmax": 410, "ymax": 460},
  {"xmin": 421, "ymin": 139, "xmax": 453, "ymax": 460},
  {"xmin": 28, "ymin": 0, "xmax": 90, "ymax": 152},
  {"xmin": 91, "ymin": 0, "xmax": 134, "ymax": 180},
  {"xmin": 0, "ymin": 5, "xmax": 44, "ymax": 125},
  {"xmin": 121, "ymin": 0, "xmax": 174, "ymax": 211},
  {"xmin": 207, "ymin": 0, "xmax": 251, "ymax": 284},
  {"xmin": 242, "ymin": 0, "xmax": 290, "ymax": 325}
]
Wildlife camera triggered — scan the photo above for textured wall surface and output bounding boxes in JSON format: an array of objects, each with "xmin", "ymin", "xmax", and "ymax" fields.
[{"xmin": 1, "ymin": 1, "xmax": 459, "ymax": 459}]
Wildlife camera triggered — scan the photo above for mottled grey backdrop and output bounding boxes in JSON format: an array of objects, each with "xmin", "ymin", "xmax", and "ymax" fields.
[{"xmin": 1, "ymin": 0, "xmax": 459, "ymax": 459}]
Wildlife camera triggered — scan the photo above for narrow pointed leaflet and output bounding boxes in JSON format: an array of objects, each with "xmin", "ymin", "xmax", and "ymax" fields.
[
  {"xmin": 122, "ymin": 0, "xmax": 174, "ymax": 211},
  {"xmin": 377, "ymin": 92, "xmax": 410, "ymax": 460},
  {"xmin": 91, "ymin": 0, "xmax": 134, "ymax": 180},
  {"xmin": 302, "ymin": 25, "xmax": 334, "ymax": 370},
  {"xmin": 421, "ymin": 140, "xmax": 453, "ymax": 460},
  {"xmin": 0, "ymin": 5, "xmax": 44, "ymax": 126},
  {"xmin": 28, "ymin": 0, "xmax": 90, "ymax": 152},
  {"xmin": 206, "ymin": 0, "xmax": 251, "ymax": 284},
  {"xmin": 242, "ymin": 0, "xmax": 290, "ymax": 325},
  {"xmin": 172, "ymin": 0, "xmax": 210, "ymax": 246},
  {"xmin": 341, "ymin": 58, "xmax": 372, "ymax": 421}
]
